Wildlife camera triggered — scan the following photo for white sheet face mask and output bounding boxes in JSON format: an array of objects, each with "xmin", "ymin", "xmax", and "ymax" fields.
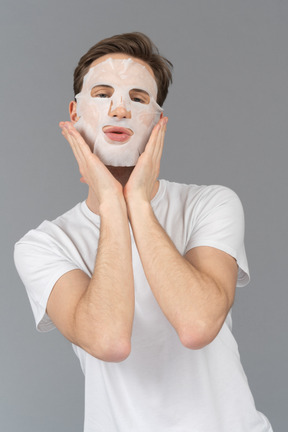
[{"xmin": 74, "ymin": 58, "xmax": 163, "ymax": 166}]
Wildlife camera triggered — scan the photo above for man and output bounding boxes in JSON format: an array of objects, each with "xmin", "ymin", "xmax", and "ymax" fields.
[{"xmin": 14, "ymin": 32, "xmax": 273, "ymax": 431}]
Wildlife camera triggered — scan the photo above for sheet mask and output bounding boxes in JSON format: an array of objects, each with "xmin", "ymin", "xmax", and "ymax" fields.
[{"xmin": 74, "ymin": 58, "xmax": 163, "ymax": 166}]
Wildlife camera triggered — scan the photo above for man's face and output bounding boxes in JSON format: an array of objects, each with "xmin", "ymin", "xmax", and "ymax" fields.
[{"xmin": 73, "ymin": 53, "xmax": 163, "ymax": 167}]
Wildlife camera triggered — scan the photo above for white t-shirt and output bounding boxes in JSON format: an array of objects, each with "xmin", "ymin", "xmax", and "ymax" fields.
[{"xmin": 14, "ymin": 180, "xmax": 273, "ymax": 432}]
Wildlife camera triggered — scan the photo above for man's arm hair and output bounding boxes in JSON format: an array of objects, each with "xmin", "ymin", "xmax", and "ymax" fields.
[
  {"xmin": 47, "ymin": 197, "xmax": 134, "ymax": 362},
  {"xmin": 127, "ymin": 199, "xmax": 237, "ymax": 350}
]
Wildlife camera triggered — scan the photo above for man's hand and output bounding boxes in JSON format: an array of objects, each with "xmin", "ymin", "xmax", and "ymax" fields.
[
  {"xmin": 124, "ymin": 117, "xmax": 168, "ymax": 204},
  {"xmin": 59, "ymin": 121, "xmax": 123, "ymax": 205}
]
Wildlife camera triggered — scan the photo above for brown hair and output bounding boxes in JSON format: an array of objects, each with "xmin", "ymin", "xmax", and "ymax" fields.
[{"xmin": 73, "ymin": 32, "xmax": 173, "ymax": 106}]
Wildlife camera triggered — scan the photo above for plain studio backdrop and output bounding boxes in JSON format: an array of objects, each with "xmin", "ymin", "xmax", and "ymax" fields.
[{"xmin": 1, "ymin": 1, "xmax": 287, "ymax": 431}]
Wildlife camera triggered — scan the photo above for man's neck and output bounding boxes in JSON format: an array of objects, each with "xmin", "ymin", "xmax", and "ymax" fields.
[{"xmin": 107, "ymin": 166, "xmax": 135, "ymax": 187}]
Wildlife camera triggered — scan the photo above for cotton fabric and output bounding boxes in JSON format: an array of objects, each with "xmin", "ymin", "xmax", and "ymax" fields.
[{"xmin": 14, "ymin": 180, "xmax": 273, "ymax": 432}]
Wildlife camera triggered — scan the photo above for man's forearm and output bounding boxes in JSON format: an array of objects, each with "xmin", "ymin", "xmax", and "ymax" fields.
[
  {"xmin": 127, "ymin": 199, "xmax": 230, "ymax": 349},
  {"xmin": 74, "ymin": 196, "xmax": 134, "ymax": 361}
]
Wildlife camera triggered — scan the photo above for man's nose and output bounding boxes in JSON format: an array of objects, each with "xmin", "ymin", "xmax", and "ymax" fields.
[{"xmin": 108, "ymin": 98, "xmax": 132, "ymax": 119}]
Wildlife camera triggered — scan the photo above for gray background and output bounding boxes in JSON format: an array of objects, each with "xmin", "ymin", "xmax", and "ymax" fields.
[{"xmin": 1, "ymin": 0, "xmax": 287, "ymax": 431}]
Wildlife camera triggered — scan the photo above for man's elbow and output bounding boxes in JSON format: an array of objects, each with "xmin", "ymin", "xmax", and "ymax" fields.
[
  {"xmin": 178, "ymin": 321, "xmax": 221, "ymax": 350},
  {"xmin": 87, "ymin": 337, "xmax": 132, "ymax": 363}
]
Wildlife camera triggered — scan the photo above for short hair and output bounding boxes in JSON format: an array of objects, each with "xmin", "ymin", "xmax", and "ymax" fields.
[{"xmin": 73, "ymin": 32, "xmax": 173, "ymax": 106}]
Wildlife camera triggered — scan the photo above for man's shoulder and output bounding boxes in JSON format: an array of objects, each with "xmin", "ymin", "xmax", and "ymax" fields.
[
  {"xmin": 160, "ymin": 179, "xmax": 240, "ymax": 206},
  {"xmin": 15, "ymin": 201, "xmax": 87, "ymax": 247}
]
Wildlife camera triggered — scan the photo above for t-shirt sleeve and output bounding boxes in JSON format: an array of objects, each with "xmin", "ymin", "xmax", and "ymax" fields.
[
  {"xmin": 14, "ymin": 226, "xmax": 80, "ymax": 332},
  {"xmin": 184, "ymin": 186, "xmax": 250, "ymax": 287}
]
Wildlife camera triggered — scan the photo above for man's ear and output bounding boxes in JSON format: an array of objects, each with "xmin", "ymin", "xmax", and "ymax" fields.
[{"xmin": 69, "ymin": 101, "xmax": 80, "ymax": 123}]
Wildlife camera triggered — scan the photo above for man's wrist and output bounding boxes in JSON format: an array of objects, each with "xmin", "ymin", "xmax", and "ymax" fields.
[
  {"xmin": 126, "ymin": 198, "xmax": 154, "ymax": 224},
  {"xmin": 99, "ymin": 194, "xmax": 128, "ymax": 218}
]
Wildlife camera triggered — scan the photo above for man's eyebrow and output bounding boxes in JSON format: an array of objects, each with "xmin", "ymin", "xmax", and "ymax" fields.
[{"xmin": 131, "ymin": 88, "xmax": 149, "ymax": 96}]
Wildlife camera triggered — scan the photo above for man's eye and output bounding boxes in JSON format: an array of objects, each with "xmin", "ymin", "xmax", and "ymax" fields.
[
  {"xmin": 95, "ymin": 93, "xmax": 110, "ymax": 98},
  {"xmin": 132, "ymin": 97, "xmax": 145, "ymax": 103},
  {"xmin": 130, "ymin": 90, "xmax": 150, "ymax": 104},
  {"xmin": 91, "ymin": 86, "xmax": 114, "ymax": 98}
]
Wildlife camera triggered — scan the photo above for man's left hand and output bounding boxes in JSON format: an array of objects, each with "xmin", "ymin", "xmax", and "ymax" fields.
[{"xmin": 124, "ymin": 117, "xmax": 168, "ymax": 204}]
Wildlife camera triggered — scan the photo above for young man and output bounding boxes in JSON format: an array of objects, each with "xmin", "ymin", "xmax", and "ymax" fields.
[{"xmin": 14, "ymin": 32, "xmax": 273, "ymax": 431}]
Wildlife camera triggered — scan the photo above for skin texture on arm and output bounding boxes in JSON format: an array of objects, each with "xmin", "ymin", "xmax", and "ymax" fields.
[
  {"xmin": 47, "ymin": 123, "xmax": 134, "ymax": 362},
  {"xmin": 124, "ymin": 118, "xmax": 238, "ymax": 350},
  {"xmin": 125, "ymin": 205, "xmax": 237, "ymax": 350}
]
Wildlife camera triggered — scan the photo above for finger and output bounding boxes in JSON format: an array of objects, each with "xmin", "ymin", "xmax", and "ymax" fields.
[
  {"xmin": 144, "ymin": 121, "xmax": 161, "ymax": 158},
  {"xmin": 61, "ymin": 124, "xmax": 85, "ymax": 164},
  {"xmin": 62, "ymin": 123, "xmax": 105, "ymax": 176},
  {"xmin": 154, "ymin": 117, "xmax": 167, "ymax": 161},
  {"xmin": 67, "ymin": 124, "xmax": 99, "ymax": 165},
  {"xmin": 60, "ymin": 123, "xmax": 88, "ymax": 171},
  {"xmin": 61, "ymin": 122, "xmax": 90, "ymax": 165}
]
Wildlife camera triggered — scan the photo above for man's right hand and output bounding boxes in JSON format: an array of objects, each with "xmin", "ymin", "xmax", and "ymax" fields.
[{"xmin": 59, "ymin": 121, "xmax": 123, "ymax": 205}]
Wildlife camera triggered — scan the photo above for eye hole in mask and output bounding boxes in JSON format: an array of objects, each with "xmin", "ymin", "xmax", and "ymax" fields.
[
  {"xmin": 90, "ymin": 85, "xmax": 151, "ymax": 105},
  {"xmin": 90, "ymin": 85, "xmax": 114, "ymax": 99}
]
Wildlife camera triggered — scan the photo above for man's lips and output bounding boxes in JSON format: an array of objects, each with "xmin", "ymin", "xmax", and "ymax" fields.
[{"xmin": 102, "ymin": 126, "xmax": 133, "ymax": 143}]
